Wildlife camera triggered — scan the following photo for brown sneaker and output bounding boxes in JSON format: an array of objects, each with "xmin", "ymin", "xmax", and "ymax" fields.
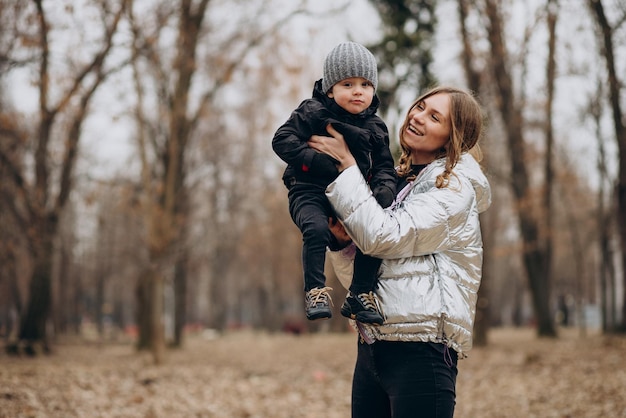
[{"xmin": 305, "ymin": 287, "xmax": 333, "ymax": 320}]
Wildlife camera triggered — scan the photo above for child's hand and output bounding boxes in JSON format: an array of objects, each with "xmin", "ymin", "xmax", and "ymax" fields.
[
  {"xmin": 373, "ymin": 186, "xmax": 394, "ymax": 208},
  {"xmin": 310, "ymin": 153, "xmax": 339, "ymax": 180}
]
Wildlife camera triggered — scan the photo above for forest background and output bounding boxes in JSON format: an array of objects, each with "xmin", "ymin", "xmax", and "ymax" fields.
[{"xmin": 0, "ymin": 0, "xmax": 625, "ymax": 365}]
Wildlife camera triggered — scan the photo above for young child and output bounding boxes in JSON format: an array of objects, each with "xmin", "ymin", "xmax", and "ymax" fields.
[{"xmin": 272, "ymin": 42, "xmax": 396, "ymax": 324}]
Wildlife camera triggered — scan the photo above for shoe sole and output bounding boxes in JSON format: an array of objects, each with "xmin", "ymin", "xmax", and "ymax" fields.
[{"xmin": 306, "ymin": 311, "xmax": 332, "ymax": 320}]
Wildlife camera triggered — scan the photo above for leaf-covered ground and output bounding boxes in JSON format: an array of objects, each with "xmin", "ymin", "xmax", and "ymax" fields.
[{"xmin": 1, "ymin": 327, "xmax": 625, "ymax": 418}]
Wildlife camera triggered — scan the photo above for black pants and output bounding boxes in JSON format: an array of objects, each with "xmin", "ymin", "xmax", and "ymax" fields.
[
  {"xmin": 352, "ymin": 339, "xmax": 458, "ymax": 418},
  {"xmin": 288, "ymin": 185, "xmax": 334, "ymax": 291},
  {"xmin": 288, "ymin": 184, "xmax": 380, "ymax": 292},
  {"xmin": 351, "ymin": 249, "xmax": 382, "ymax": 294}
]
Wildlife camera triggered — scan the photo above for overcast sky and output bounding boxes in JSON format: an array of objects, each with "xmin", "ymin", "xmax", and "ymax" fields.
[{"xmin": 6, "ymin": 0, "xmax": 618, "ymax": 185}]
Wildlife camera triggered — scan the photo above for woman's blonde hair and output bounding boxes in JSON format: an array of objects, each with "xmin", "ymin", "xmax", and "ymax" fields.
[{"xmin": 396, "ymin": 86, "xmax": 483, "ymax": 187}]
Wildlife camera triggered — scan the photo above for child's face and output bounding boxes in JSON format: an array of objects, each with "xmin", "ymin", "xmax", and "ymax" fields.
[{"xmin": 327, "ymin": 77, "xmax": 374, "ymax": 115}]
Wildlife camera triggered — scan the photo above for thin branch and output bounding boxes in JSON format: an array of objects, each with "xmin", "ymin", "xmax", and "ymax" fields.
[
  {"xmin": 190, "ymin": 6, "xmax": 309, "ymax": 131},
  {"xmin": 51, "ymin": 0, "xmax": 129, "ymax": 116}
]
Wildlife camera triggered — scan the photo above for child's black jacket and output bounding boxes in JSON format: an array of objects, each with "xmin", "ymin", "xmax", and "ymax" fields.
[{"xmin": 272, "ymin": 79, "xmax": 396, "ymax": 206}]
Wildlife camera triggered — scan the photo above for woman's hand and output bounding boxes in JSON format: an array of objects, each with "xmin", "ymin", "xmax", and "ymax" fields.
[{"xmin": 308, "ymin": 124, "xmax": 357, "ymax": 172}]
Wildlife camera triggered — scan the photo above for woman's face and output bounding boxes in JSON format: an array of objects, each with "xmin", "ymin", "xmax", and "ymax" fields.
[{"xmin": 402, "ymin": 93, "xmax": 451, "ymax": 164}]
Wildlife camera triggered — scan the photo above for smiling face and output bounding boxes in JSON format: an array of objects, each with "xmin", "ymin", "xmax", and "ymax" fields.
[
  {"xmin": 400, "ymin": 93, "xmax": 451, "ymax": 164},
  {"xmin": 327, "ymin": 77, "xmax": 375, "ymax": 115}
]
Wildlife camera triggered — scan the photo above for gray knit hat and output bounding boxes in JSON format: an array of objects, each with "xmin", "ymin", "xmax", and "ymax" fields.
[{"xmin": 322, "ymin": 42, "xmax": 378, "ymax": 93}]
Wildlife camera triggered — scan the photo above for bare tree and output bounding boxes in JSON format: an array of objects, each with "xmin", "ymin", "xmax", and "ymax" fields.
[
  {"xmin": 456, "ymin": 0, "xmax": 561, "ymax": 341},
  {"xmin": 587, "ymin": 80, "xmax": 619, "ymax": 332},
  {"xmin": 481, "ymin": 0, "xmax": 557, "ymax": 337},
  {"xmin": 126, "ymin": 0, "xmax": 308, "ymax": 361},
  {"xmin": 587, "ymin": 0, "xmax": 626, "ymax": 332},
  {"xmin": 0, "ymin": 101, "xmax": 28, "ymax": 345},
  {"xmin": 1, "ymin": 0, "xmax": 127, "ymax": 354},
  {"xmin": 127, "ymin": 0, "xmax": 203, "ymax": 362},
  {"xmin": 542, "ymin": 0, "xmax": 558, "ymax": 330},
  {"xmin": 457, "ymin": 0, "xmax": 493, "ymax": 346}
]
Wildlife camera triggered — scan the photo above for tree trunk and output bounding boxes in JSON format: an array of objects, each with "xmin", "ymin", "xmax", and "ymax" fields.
[
  {"xmin": 17, "ymin": 217, "xmax": 56, "ymax": 354},
  {"xmin": 173, "ymin": 256, "xmax": 187, "ymax": 347},
  {"xmin": 150, "ymin": 268, "xmax": 166, "ymax": 364},
  {"xmin": 484, "ymin": 0, "xmax": 556, "ymax": 337},
  {"xmin": 136, "ymin": 265, "xmax": 166, "ymax": 364},
  {"xmin": 208, "ymin": 246, "xmax": 231, "ymax": 330},
  {"xmin": 474, "ymin": 215, "xmax": 493, "ymax": 346},
  {"xmin": 541, "ymin": 0, "xmax": 557, "ymax": 330},
  {"xmin": 457, "ymin": 0, "xmax": 491, "ymax": 346},
  {"xmin": 4, "ymin": 0, "xmax": 127, "ymax": 356},
  {"xmin": 587, "ymin": 0, "xmax": 626, "ymax": 333},
  {"xmin": 55, "ymin": 242, "xmax": 70, "ymax": 334},
  {"xmin": 4, "ymin": 243, "xmax": 23, "ymax": 336},
  {"xmin": 135, "ymin": 270, "xmax": 152, "ymax": 350},
  {"xmin": 589, "ymin": 80, "xmax": 617, "ymax": 332},
  {"xmin": 96, "ymin": 271, "xmax": 105, "ymax": 338}
]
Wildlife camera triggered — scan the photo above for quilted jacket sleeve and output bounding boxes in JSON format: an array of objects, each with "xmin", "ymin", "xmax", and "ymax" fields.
[{"xmin": 326, "ymin": 157, "xmax": 490, "ymax": 259}]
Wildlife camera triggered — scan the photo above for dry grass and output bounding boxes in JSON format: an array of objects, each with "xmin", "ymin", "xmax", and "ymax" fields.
[{"xmin": 1, "ymin": 327, "xmax": 625, "ymax": 418}]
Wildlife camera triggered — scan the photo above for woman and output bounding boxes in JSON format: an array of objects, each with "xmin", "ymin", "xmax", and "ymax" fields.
[{"xmin": 308, "ymin": 86, "xmax": 491, "ymax": 418}]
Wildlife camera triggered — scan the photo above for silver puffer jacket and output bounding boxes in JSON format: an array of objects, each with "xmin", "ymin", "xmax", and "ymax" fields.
[{"xmin": 326, "ymin": 153, "xmax": 491, "ymax": 356}]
